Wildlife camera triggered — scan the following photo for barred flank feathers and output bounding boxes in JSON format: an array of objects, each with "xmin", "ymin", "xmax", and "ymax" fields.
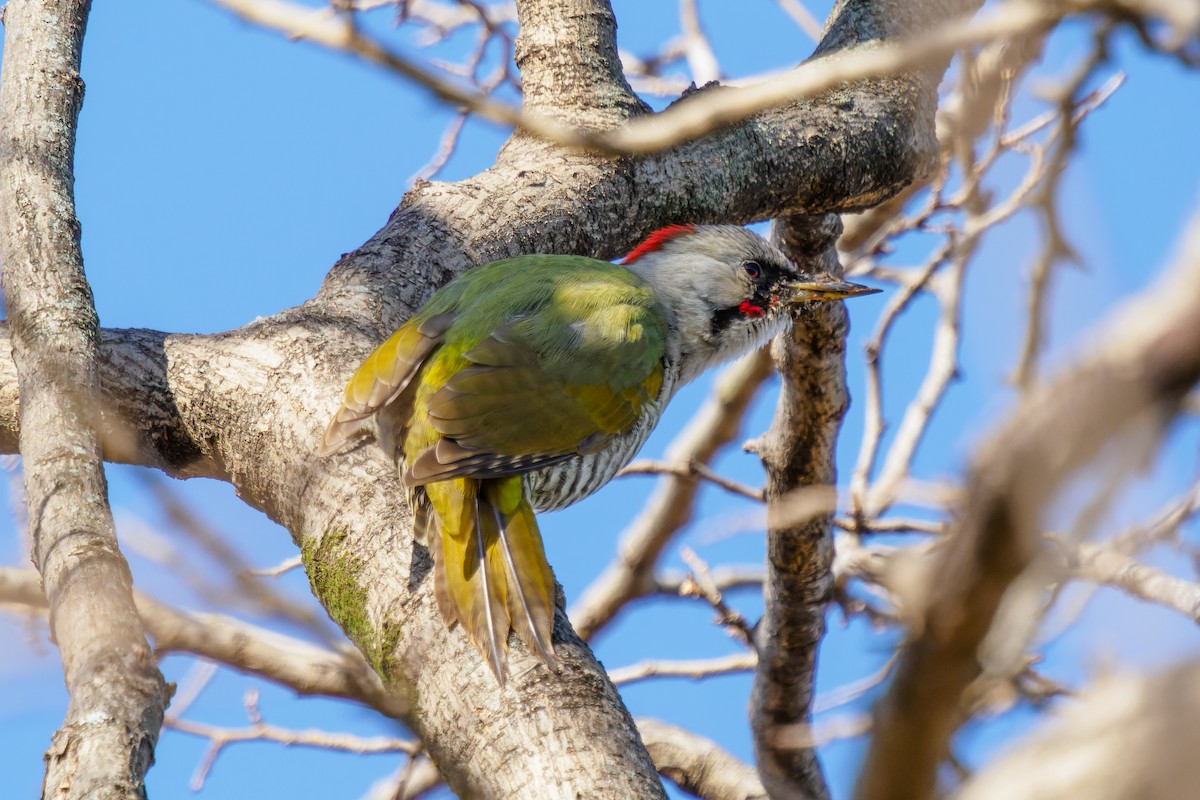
[{"xmin": 525, "ymin": 388, "xmax": 669, "ymax": 512}]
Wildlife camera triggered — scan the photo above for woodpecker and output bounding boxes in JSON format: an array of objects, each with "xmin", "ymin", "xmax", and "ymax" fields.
[{"xmin": 320, "ymin": 224, "xmax": 878, "ymax": 683}]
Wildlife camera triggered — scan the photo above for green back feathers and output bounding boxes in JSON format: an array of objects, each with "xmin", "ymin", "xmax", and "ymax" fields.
[{"xmin": 328, "ymin": 254, "xmax": 669, "ymax": 484}]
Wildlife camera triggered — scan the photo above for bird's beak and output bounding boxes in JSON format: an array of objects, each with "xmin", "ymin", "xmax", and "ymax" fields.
[{"xmin": 782, "ymin": 277, "xmax": 881, "ymax": 304}]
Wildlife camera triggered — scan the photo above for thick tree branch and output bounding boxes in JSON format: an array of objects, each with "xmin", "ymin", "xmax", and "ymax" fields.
[
  {"xmin": 513, "ymin": 0, "xmax": 646, "ymax": 124},
  {"xmin": 854, "ymin": 207, "xmax": 1200, "ymax": 800},
  {"xmin": 0, "ymin": 2, "xmax": 169, "ymax": 797},
  {"xmin": 744, "ymin": 214, "xmax": 849, "ymax": 800}
]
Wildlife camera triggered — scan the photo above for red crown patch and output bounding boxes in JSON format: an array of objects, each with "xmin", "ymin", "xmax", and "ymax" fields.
[{"xmin": 620, "ymin": 224, "xmax": 697, "ymax": 264}]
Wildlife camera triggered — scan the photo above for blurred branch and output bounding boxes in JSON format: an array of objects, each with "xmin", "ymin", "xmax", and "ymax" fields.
[
  {"xmin": 135, "ymin": 472, "xmax": 336, "ymax": 638},
  {"xmin": 653, "ymin": 565, "xmax": 767, "ymax": 597},
  {"xmin": 855, "ymin": 205, "xmax": 1200, "ymax": 800},
  {"xmin": 767, "ymin": 714, "xmax": 874, "ymax": 751},
  {"xmin": 167, "ymin": 689, "xmax": 418, "ymax": 791},
  {"xmin": 244, "ymin": 554, "xmax": 304, "ymax": 578},
  {"xmin": 1011, "ymin": 33, "xmax": 1115, "ymax": 392},
  {"xmin": 359, "ymin": 756, "xmax": 443, "ymax": 800},
  {"xmin": 680, "ymin": 0, "xmax": 720, "ymax": 84},
  {"xmin": 0, "ymin": 567, "xmax": 409, "ymax": 717},
  {"xmin": 610, "ymin": 652, "xmax": 757, "ymax": 687},
  {"xmin": 396, "ymin": 0, "xmax": 517, "ymax": 35},
  {"xmin": 1060, "ymin": 538, "xmax": 1200, "ymax": 623},
  {"xmin": 198, "ymin": 0, "xmax": 1185, "ymax": 156},
  {"xmin": 621, "ymin": 38, "xmax": 693, "ymax": 97},
  {"xmin": 1108, "ymin": 482, "xmax": 1200, "ymax": 553},
  {"xmin": 955, "ymin": 662, "xmax": 1200, "ymax": 800},
  {"xmin": 775, "ymin": 0, "xmax": 824, "ymax": 41}
]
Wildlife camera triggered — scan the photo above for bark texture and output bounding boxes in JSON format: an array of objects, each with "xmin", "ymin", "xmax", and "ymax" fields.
[
  {"xmin": 0, "ymin": 0, "xmax": 982, "ymax": 794},
  {"xmin": 0, "ymin": 1, "xmax": 168, "ymax": 797},
  {"xmin": 747, "ymin": 215, "xmax": 848, "ymax": 800}
]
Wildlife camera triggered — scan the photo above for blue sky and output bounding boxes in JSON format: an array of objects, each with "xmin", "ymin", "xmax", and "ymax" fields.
[{"xmin": 2, "ymin": 1, "xmax": 1198, "ymax": 798}]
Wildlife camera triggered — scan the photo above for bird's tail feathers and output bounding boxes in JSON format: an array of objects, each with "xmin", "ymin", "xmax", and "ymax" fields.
[
  {"xmin": 425, "ymin": 477, "xmax": 558, "ymax": 684},
  {"xmin": 484, "ymin": 481, "xmax": 558, "ymax": 668}
]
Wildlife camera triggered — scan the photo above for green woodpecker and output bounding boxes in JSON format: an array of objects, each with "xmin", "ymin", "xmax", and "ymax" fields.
[{"xmin": 320, "ymin": 224, "xmax": 878, "ymax": 683}]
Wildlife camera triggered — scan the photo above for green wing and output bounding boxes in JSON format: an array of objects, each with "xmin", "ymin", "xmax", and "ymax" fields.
[
  {"xmin": 402, "ymin": 256, "xmax": 668, "ymax": 485},
  {"xmin": 318, "ymin": 312, "xmax": 455, "ymax": 456}
]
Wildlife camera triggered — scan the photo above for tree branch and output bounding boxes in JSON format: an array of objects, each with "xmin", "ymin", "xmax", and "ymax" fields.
[
  {"xmin": 204, "ymin": 0, "xmax": 1184, "ymax": 157},
  {"xmin": 1059, "ymin": 538, "xmax": 1200, "ymax": 623},
  {"xmin": 638, "ymin": 718, "xmax": 767, "ymax": 800},
  {"xmin": 744, "ymin": 213, "xmax": 849, "ymax": 800},
  {"xmin": 513, "ymin": 0, "xmax": 646, "ymax": 124},
  {"xmin": 0, "ymin": 566, "xmax": 404, "ymax": 715},
  {"xmin": 0, "ymin": 1, "xmax": 169, "ymax": 796}
]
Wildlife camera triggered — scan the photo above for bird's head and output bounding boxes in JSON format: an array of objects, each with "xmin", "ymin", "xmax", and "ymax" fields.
[{"xmin": 622, "ymin": 224, "xmax": 879, "ymax": 374}]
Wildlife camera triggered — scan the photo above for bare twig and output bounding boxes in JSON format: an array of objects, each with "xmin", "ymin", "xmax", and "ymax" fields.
[
  {"xmin": 679, "ymin": 547, "xmax": 756, "ymax": 646},
  {"xmin": 814, "ymin": 651, "xmax": 900, "ymax": 714},
  {"xmin": 609, "ymin": 652, "xmax": 757, "ymax": 687},
  {"xmin": 167, "ymin": 690, "xmax": 418, "ymax": 791},
  {"xmin": 204, "ymin": 0, "xmax": 1157, "ymax": 156},
  {"xmin": 411, "ymin": 111, "xmax": 468, "ymax": 181},
  {"xmin": 620, "ymin": 459, "xmax": 765, "ymax": 502},
  {"xmin": 245, "ymin": 554, "xmax": 304, "ymax": 578}
]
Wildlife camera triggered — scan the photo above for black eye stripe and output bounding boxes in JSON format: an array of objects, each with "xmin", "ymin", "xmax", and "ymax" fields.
[{"xmin": 742, "ymin": 259, "xmax": 790, "ymax": 286}]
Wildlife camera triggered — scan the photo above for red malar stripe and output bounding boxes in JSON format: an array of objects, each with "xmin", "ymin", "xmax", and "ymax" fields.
[{"xmin": 620, "ymin": 224, "xmax": 697, "ymax": 264}]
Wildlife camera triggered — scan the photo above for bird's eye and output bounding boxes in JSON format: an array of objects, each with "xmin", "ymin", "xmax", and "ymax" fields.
[{"xmin": 742, "ymin": 261, "xmax": 762, "ymax": 279}]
